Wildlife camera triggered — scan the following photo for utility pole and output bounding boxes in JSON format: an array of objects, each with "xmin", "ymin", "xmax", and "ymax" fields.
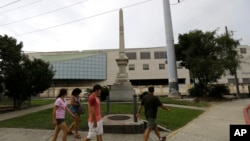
[
  {"xmin": 225, "ymin": 26, "xmax": 240, "ymax": 98},
  {"xmin": 162, "ymin": 0, "xmax": 180, "ymax": 97}
]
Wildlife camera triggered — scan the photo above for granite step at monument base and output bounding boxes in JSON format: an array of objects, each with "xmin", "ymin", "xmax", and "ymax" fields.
[
  {"xmin": 109, "ymin": 83, "xmax": 135, "ymax": 102},
  {"xmin": 102, "ymin": 114, "xmax": 144, "ymax": 134}
]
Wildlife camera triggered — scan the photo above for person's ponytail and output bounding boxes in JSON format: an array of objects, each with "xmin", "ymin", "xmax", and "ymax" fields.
[{"xmin": 56, "ymin": 88, "xmax": 67, "ymax": 99}]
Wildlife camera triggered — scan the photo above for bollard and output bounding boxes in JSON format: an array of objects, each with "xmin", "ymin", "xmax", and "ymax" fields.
[{"xmin": 133, "ymin": 94, "xmax": 138, "ymax": 122}]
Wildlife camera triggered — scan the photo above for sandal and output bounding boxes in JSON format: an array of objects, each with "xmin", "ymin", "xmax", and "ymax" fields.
[
  {"xmin": 74, "ymin": 134, "xmax": 81, "ymax": 139},
  {"xmin": 67, "ymin": 131, "xmax": 73, "ymax": 135},
  {"xmin": 160, "ymin": 136, "xmax": 166, "ymax": 141}
]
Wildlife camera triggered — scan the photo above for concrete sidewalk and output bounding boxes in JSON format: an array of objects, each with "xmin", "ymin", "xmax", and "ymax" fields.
[
  {"xmin": 167, "ymin": 99, "xmax": 250, "ymax": 141},
  {"xmin": 0, "ymin": 99, "xmax": 249, "ymax": 141}
]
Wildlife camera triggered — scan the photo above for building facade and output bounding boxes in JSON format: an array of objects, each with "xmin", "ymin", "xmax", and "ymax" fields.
[
  {"xmin": 27, "ymin": 45, "xmax": 250, "ymax": 97},
  {"xmin": 218, "ymin": 45, "xmax": 250, "ymax": 94}
]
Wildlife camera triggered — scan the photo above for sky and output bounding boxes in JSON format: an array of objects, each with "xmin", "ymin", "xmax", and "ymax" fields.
[{"xmin": 0, "ymin": 0, "xmax": 249, "ymax": 52}]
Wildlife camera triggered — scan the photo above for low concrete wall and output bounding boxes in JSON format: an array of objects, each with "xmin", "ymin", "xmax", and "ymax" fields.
[
  {"xmin": 39, "ymin": 87, "xmax": 89, "ymax": 98},
  {"xmin": 40, "ymin": 84, "xmax": 190, "ymax": 98},
  {"xmin": 243, "ymin": 104, "xmax": 250, "ymax": 124}
]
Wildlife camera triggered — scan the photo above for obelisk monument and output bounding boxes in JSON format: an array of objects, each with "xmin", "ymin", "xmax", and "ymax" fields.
[{"xmin": 109, "ymin": 9, "xmax": 135, "ymax": 102}]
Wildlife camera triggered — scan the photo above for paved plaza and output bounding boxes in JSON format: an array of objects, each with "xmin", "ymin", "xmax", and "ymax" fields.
[{"xmin": 0, "ymin": 99, "xmax": 249, "ymax": 141}]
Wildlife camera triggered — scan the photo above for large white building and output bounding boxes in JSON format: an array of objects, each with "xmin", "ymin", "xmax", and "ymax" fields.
[
  {"xmin": 27, "ymin": 45, "xmax": 250, "ymax": 97},
  {"xmin": 218, "ymin": 45, "xmax": 250, "ymax": 95}
]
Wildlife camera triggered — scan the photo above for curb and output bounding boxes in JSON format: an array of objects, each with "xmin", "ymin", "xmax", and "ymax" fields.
[{"xmin": 243, "ymin": 104, "xmax": 250, "ymax": 124}]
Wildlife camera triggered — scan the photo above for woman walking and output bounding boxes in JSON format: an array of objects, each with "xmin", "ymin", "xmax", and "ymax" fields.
[
  {"xmin": 52, "ymin": 88, "xmax": 75, "ymax": 141},
  {"xmin": 68, "ymin": 88, "xmax": 82, "ymax": 139}
]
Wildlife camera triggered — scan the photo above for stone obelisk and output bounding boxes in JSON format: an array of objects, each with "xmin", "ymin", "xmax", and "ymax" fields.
[{"xmin": 109, "ymin": 9, "xmax": 135, "ymax": 102}]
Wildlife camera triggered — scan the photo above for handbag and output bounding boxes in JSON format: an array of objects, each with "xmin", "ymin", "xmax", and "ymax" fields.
[{"xmin": 78, "ymin": 102, "xmax": 85, "ymax": 114}]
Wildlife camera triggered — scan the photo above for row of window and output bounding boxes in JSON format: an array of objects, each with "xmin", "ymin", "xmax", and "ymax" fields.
[
  {"xmin": 128, "ymin": 63, "xmax": 184, "ymax": 70},
  {"xmin": 128, "ymin": 64, "xmax": 166, "ymax": 71},
  {"xmin": 228, "ymin": 78, "xmax": 250, "ymax": 84},
  {"xmin": 125, "ymin": 48, "xmax": 247, "ymax": 60},
  {"xmin": 126, "ymin": 51, "xmax": 166, "ymax": 60}
]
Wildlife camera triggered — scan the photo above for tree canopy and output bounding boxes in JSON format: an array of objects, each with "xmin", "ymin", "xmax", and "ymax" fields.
[
  {"xmin": 175, "ymin": 29, "xmax": 240, "ymax": 96},
  {"xmin": 0, "ymin": 35, "xmax": 54, "ymax": 109}
]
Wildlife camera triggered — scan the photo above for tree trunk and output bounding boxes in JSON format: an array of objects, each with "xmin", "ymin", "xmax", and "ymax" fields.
[{"xmin": 234, "ymin": 73, "xmax": 240, "ymax": 98}]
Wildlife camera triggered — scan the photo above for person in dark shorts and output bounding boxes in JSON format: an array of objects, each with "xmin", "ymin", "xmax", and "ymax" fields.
[
  {"xmin": 52, "ymin": 88, "xmax": 75, "ymax": 141},
  {"xmin": 68, "ymin": 88, "xmax": 82, "ymax": 139},
  {"xmin": 137, "ymin": 86, "xmax": 170, "ymax": 141}
]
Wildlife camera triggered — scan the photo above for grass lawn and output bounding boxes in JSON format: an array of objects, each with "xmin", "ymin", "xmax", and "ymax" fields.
[
  {"xmin": 0, "ymin": 98, "xmax": 54, "ymax": 107},
  {"xmin": 159, "ymin": 97, "xmax": 210, "ymax": 107},
  {"xmin": 30, "ymin": 99, "xmax": 55, "ymax": 106},
  {"xmin": 0, "ymin": 102, "xmax": 204, "ymax": 131},
  {"xmin": 0, "ymin": 99, "xmax": 55, "ymax": 113}
]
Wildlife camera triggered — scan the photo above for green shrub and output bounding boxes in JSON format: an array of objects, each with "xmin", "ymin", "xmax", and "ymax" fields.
[
  {"xmin": 100, "ymin": 86, "xmax": 109, "ymax": 101},
  {"xmin": 208, "ymin": 84, "xmax": 230, "ymax": 98},
  {"xmin": 188, "ymin": 84, "xmax": 203, "ymax": 97},
  {"xmin": 84, "ymin": 86, "xmax": 109, "ymax": 101}
]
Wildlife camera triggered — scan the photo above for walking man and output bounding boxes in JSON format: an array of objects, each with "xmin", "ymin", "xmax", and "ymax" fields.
[
  {"xmin": 83, "ymin": 84, "xmax": 103, "ymax": 141},
  {"xmin": 137, "ymin": 86, "xmax": 170, "ymax": 141}
]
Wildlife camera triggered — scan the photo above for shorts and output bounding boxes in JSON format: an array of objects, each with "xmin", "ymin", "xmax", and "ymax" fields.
[
  {"xmin": 146, "ymin": 118, "xmax": 157, "ymax": 129},
  {"xmin": 70, "ymin": 106, "xmax": 79, "ymax": 115},
  {"xmin": 87, "ymin": 120, "xmax": 103, "ymax": 139},
  {"xmin": 56, "ymin": 119, "xmax": 65, "ymax": 125}
]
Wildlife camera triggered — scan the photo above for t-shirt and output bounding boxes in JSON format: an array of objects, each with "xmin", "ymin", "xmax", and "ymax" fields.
[
  {"xmin": 54, "ymin": 98, "xmax": 67, "ymax": 119},
  {"xmin": 141, "ymin": 94, "xmax": 162, "ymax": 119},
  {"xmin": 88, "ymin": 94, "xmax": 101, "ymax": 122}
]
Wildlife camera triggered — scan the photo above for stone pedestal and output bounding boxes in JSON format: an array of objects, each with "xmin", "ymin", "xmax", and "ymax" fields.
[
  {"xmin": 168, "ymin": 92, "xmax": 181, "ymax": 98},
  {"xmin": 109, "ymin": 83, "xmax": 135, "ymax": 102}
]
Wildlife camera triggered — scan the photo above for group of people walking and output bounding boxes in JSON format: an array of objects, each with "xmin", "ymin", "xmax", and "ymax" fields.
[
  {"xmin": 51, "ymin": 85, "xmax": 169, "ymax": 141},
  {"xmin": 52, "ymin": 84, "xmax": 103, "ymax": 141}
]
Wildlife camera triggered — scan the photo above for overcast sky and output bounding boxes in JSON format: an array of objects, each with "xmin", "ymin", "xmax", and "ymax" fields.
[{"xmin": 0, "ymin": 0, "xmax": 249, "ymax": 52}]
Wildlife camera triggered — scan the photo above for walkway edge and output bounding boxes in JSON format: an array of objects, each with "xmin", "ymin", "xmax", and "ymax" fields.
[{"xmin": 166, "ymin": 105, "xmax": 213, "ymax": 139}]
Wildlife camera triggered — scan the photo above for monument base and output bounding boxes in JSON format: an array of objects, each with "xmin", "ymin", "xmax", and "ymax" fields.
[
  {"xmin": 103, "ymin": 114, "xmax": 144, "ymax": 134},
  {"xmin": 109, "ymin": 83, "xmax": 135, "ymax": 102},
  {"xmin": 168, "ymin": 92, "xmax": 181, "ymax": 98}
]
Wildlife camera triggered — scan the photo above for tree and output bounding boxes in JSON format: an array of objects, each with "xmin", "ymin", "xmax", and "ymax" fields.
[
  {"xmin": 176, "ymin": 29, "xmax": 240, "ymax": 97},
  {"xmin": 0, "ymin": 35, "xmax": 54, "ymax": 109},
  {"xmin": 22, "ymin": 56, "xmax": 54, "ymax": 97},
  {"xmin": 0, "ymin": 35, "xmax": 23, "ymax": 106},
  {"xmin": 216, "ymin": 27, "xmax": 241, "ymax": 97}
]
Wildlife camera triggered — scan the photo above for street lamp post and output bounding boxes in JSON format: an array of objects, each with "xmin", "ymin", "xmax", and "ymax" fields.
[{"xmin": 162, "ymin": 0, "xmax": 180, "ymax": 97}]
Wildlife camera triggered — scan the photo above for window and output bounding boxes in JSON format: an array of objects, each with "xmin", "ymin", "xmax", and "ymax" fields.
[
  {"xmin": 240, "ymin": 48, "xmax": 246, "ymax": 54},
  {"xmin": 140, "ymin": 52, "xmax": 150, "ymax": 59},
  {"xmin": 228, "ymin": 78, "xmax": 236, "ymax": 84},
  {"xmin": 128, "ymin": 64, "xmax": 135, "ymax": 70},
  {"xmin": 159, "ymin": 64, "xmax": 165, "ymax": 70},
  {"xmin": 126, "ymin": 52, "xmax": 136, "ymax": 60},
  {"xmin": 243, "ymin": 78, "xmax": 250, "ymax": 84},
  {"xmin": 154, "ymin": 51, "xmax": 166, "ymax": 59},
  {"xmin": 143, "ymin": 64, "xmax": 149, "ymax": 70}
]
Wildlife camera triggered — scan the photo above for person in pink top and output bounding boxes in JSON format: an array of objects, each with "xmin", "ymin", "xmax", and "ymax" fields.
[
  {"xmin": 52, "ymin": 88, "xmax": 75, "ymax": 141},
  {"xmin": 83, "ymin": 84, "xmax": 103, "ymax": 141}
]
